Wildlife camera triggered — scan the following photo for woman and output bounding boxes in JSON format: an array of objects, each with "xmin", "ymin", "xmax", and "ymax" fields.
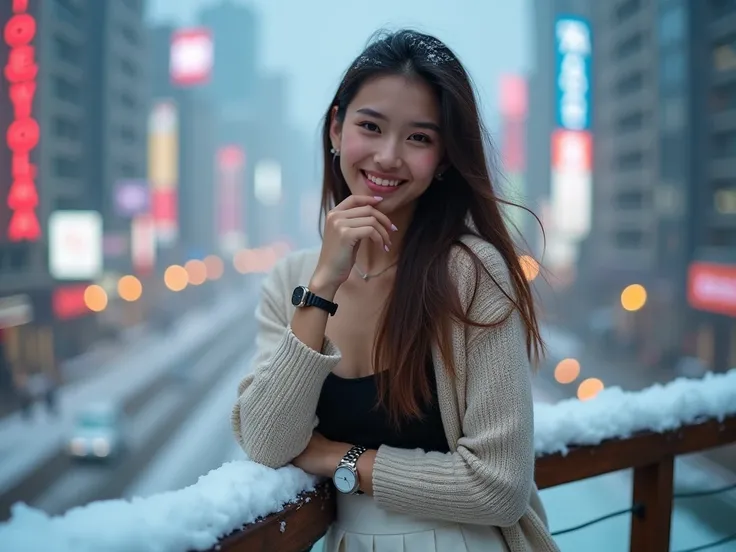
[{"xmin": 232, "ymin": 29, "xmax": 559, "ymax": 552}]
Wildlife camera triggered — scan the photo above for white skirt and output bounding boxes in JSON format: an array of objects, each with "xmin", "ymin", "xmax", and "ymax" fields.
[{"xmin": 322, "ymin": 492, "xmax": 509, "ymax": 552}]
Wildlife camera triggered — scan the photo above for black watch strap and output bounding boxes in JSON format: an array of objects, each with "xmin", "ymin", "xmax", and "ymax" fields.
[{"xmin": 305, "ymin": 290, "xmax": 338, "ymax": 316}]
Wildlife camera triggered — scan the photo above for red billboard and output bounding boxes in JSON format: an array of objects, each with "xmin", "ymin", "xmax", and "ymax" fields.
[
  {"xmin": 170, "ymin": 28, "xmax": 213, "ymax": 87},
  {"xmin": 688, "ymin": 262, "xmax": 736, "ymax": 318}
]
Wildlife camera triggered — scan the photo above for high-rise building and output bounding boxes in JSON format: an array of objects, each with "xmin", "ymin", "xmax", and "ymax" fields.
[
  {"xmin": 684, "ymin": 1, "xmax": 736, "ymax": 371},
  {"xmin": 0, "ymin": 0, "xmax": 149, "ymax": 401},
  {"xmin": 86, "ymin": 0, "xmax": 148, "ymax": 260},
  {"xmin": 198, "ymin": 0, "xmax": 259, "ymax": 114}
]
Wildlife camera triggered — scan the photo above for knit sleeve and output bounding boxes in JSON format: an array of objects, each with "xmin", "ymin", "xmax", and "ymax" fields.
[
  {"xmin": 231, "ymin": 255, "xmax": 341, "ymax": 468},
  {"xmin": 371, "ymin": 241, "xmax": 535, "ymax": 526}
]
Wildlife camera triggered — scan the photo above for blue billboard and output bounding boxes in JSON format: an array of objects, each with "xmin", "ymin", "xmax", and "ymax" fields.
[{"xmin": 555, "ymin": 16, "xmax": 592, "ymax": 131}]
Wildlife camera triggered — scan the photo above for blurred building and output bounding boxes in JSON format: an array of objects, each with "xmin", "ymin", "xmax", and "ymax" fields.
[
  {"xmin": 0, "ymin": 0, "xmax": 148, "ymax": 402},
  {"xmin": 198, "ymin": 0, "xmax": 260, "ymax": 115},
  {"xmin": 685, "ymin": 1, "xmax": 736, "ymax": 371},
  {"xmin": 148, "ymin": 24, "xmax": 217, "ymax": 263},
  {"xmin": 196, "ymin": 2, "xmax": 309, "ymax": 250},
  {"xmin": 86, "ymin": 0, "xmax": 148, "ymax": 271}
]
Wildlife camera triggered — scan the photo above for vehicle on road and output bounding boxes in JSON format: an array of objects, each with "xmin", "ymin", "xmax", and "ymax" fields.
[{"xmin": 67, "ymin": 402, "xmax": 127, "ymax": 462}]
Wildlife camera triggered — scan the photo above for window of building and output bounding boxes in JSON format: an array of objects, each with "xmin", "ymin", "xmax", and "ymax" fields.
[
  {"xmin": 615, "ymin": 72, "xmax": 644, "ymax": 97},
  {"xmin": 614, "ymin": 229, "xmax": 645, "ymax": 247},
  {"xmin": 615, "ymin": 33, "xmax": 643, "ymax": 60},
  {"xmin": 53, "ymin": 117, "xmax": 81, "ymax": 140},
  {"xmin": 713, "ymin": 131, "xmax": 736, "ymax": 159},
  {"xmin": 53, "ymin": 156, "xmax": 82, "ymax": 179},
  {"xmin": 615, "ymin": 0, "xmax": 641, "ymax": 23},
  {"xmin": 714, "ymin": 183, "xmax": 736, "ymax": 214},
  {"xmin": 54, "ymin": 36, "xmax": 81, "ymax": 65},
  {"xmin": 614, "ymin": 190, "xmax": 650, "ymax": 209},
  {"xmin": 53, "ymin": 76, "xmax": 82, "ymax": 104},
  {"xmin": 616, "ymin": 151, "xmax": 645, "ymax": 170},
  {"xmin": 617, "ymin": 111, "xmax": 645, "ymax": 133},
  {"xmin": 713, "ymin": 36, "xmax": 736, "ymax": 72}
]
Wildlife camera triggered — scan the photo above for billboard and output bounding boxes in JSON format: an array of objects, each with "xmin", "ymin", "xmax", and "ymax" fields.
[
  {"xmin": 170, "ymin": 27, "xmax": 213, "ymax": 87},
  {"xmin": 548, "ymin": 15, "xmax": 593, "ymax": 272},
  {"xmin": 555, "ymin": 16, "xmax": 592, "ymax": 131},
  {"xmin": 550, "ymin": 129, "xmax": 592, "ymax": 239},
  {"xmin": 148, "ymin": 100, "xmax": 179, "ymax": 245},
  {"xmin": 688, "ymin": 262, "xmax": 736, "ymax": 318},
  {"xmin": 48, "ymin": 211, "xmax": 103, "ymax": 280},
  {"xmin": 2, "ymin": 0, "xmax": 41, "ymax": 243},
  {"xmin": 131, "ymin": 214, "xmax": 156, "ymax": 275},
  {"xmin": 216, "ymin": 145, "xmax": 246, "ymax": 254}
]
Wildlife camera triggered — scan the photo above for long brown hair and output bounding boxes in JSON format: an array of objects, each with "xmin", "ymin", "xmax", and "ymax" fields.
[{"xmin": 320, "ymin": 29, "xmax": 544, "ymax": 425}]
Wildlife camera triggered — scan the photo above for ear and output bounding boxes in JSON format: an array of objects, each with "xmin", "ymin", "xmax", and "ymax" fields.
[{"xmin": 328, "ymin": 105, "xmax": 342, "ymax": 151}]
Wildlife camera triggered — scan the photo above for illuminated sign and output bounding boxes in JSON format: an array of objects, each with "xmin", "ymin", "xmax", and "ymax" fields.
[
  {"xmin": 555, "ymin": 16, "xmax": 592, "ymax": 131},
  {"xmin": 3, "ymin": 0, "xmax": 40, "ymax": 241},
  {"xmin": 170, "ymin": 27, "xmax": 213, "ymax": 87}
]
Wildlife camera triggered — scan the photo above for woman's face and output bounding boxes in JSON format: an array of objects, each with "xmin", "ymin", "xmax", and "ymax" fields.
[{"xmin": 330, "ymin": 75, "xmax": 445, "ymax": 215}]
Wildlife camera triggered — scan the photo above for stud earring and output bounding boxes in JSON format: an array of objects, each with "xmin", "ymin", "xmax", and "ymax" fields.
[
  {"xmin": 435, "ymin": 171, "xmax": 444, "ymax": 181},
  {"xmin": 330, "ymin": 147, "xmax": 340, "ymax": 156}
]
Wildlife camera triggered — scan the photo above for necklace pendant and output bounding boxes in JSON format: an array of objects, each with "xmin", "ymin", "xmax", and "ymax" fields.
[{"xmin": 361, "ymin": 273, "xmax": 370, "ymax": 281}]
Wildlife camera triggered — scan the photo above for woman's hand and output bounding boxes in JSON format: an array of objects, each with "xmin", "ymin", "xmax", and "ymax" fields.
[
  {"xmin": 292, "ymin": 432, "xmax": 351, "ymax": 477},
  {"xmin": 310, "ymin": 195, "xmax": 397, "ymax": 292},
  {"xmin": 293, "ymin": 432, "xmax": 377, "ymax": 495}
]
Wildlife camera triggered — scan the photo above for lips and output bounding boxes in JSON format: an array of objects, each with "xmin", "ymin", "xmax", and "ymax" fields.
[{"xmin": 361, "ymin": 170, "xmax": 406, "ymax": 194}]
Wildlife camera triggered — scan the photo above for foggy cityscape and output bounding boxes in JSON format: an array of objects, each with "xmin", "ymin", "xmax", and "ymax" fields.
[{"xmin": 0, "ymin": 0, "xmax": 735, "ymax": 551}]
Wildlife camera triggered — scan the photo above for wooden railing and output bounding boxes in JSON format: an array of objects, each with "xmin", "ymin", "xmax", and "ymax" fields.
[{"xmin": 207, "ymin": 414, "xmax": 736, "ymax": 552}]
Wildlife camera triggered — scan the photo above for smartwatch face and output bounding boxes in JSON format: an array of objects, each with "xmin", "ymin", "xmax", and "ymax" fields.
[
  {"xmin": 333, "ymin": 466, "xmax": 357, "ymax": 493},
  {"xmin": 291, "ymin": 286, "xmax": 306, "ymax": 307}
]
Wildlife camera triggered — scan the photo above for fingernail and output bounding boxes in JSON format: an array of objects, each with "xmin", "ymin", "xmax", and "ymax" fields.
[
  {"xmin": 373, "ymin": 196, "xmax": 384, "ymax": 201},
  {"xmin": 384, "ymin": 245, "xmax": 390, "ymax": 252},
  {"xmin": 391, "ymin": 224, "xmax": 398, "ymax": 232}
]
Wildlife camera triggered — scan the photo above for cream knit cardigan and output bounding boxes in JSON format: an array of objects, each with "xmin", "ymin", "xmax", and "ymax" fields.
[{"xmin": 232, "ymin": 235, "xmax": 560, "ymax": 552}]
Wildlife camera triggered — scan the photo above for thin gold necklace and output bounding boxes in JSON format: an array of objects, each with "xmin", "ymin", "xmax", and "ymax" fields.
[{"xmin": 353, "ymin": 262, "xmax": 397, "ymax": 281}]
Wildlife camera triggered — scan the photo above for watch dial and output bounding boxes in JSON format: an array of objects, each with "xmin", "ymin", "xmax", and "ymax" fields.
[
  {"xmin": 291, "ymin": 287, "xmax": 305, "ymax": 306},
  {"xmin": 333, "ymin": 466, "xmax": 356, "ymax": 493}
]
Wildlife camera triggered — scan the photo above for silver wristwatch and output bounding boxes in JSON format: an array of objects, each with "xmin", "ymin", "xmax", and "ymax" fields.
[{"xmin": 333, "ymin": 445, "xmax": 367, "ymax": 495}]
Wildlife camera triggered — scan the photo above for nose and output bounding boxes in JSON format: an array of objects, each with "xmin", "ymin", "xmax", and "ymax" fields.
[{"xmin": 373, "ymin": 139, "xmax": 403, "ymax": 170}]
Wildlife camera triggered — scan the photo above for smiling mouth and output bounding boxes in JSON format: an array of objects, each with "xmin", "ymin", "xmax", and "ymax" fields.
[{"xmin": 361, "ymin": 170, "xmax": 407, "ymax": 188}]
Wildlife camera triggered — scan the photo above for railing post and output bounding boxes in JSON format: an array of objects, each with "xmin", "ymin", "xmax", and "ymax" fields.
[{"xmin": 629, "ymin": 456, "xmax": 674, "ymax": 552}]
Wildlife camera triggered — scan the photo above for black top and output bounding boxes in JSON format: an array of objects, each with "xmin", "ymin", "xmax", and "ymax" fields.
[{"xmin": 316, "ymin": 365, "xmax": 451, "ymax": 453}]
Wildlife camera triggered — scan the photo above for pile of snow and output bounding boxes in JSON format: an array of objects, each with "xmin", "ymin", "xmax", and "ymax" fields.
[
  {"xmin": 0, "ymin": 461, "xmax": 319, "ymax": 552},
  {"xmin": 534, "ymin": 369, "xmax": 736, "ymax": 456},
  {"xmin": 2, "ymin": 370, "xmax": 735, "ymax": 552}
]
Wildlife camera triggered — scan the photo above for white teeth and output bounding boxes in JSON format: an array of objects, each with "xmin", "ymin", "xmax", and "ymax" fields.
[{"xmin": 366, "ymin": 173, "xmax": 401, "ymax": 187}]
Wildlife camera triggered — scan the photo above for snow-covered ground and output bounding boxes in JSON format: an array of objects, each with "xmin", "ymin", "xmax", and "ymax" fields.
[
  {"xmin": 0, "ymin": 286, "xmax": 258, "ymax": 498},
  {"xmin": 1, "ymin": 366, "xmax": 734, "ymax": 552}
]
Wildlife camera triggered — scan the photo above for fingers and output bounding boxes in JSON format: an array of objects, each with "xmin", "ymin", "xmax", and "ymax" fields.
[
  {"xmin": 339, "ymin": 217, "xmax": 392, "ymax": 249},
  {"xmin": 341, "ymin": 226, "xmax": 385, "ymax": 249},
  {"xmin": 332, "ymin": 194, "xmax": 384, "ymax": 212}
]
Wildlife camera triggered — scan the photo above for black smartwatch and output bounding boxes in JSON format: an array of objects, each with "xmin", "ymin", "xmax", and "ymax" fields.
[{"xmin": 291, "ymin": 286, "xmax": 338, "ymax": 316}]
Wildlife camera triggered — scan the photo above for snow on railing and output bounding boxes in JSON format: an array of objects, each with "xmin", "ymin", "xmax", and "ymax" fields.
[{"xmin": 1, "ymin": 370, "xmax": 735, "ymax": 552}]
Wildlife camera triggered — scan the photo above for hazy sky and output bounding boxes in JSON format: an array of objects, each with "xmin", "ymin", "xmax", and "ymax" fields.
[{"xmin": 147, "ymin": 0, "xmax": 532, "ymax": 134}]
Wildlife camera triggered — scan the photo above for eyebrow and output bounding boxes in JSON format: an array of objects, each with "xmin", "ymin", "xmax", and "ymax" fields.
[{"xmin": 356, "ymin": 107, "xmax": 441, "ymax": 132}]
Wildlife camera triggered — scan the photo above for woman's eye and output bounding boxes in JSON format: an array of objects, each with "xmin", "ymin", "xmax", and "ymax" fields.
[
  {"xmin": 409, "ymin": 134, "xmax": 431, "ymax": 143},
  {"xmin": 359, "ymin": 121, "xmax": 380, "ymax": 132}
]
